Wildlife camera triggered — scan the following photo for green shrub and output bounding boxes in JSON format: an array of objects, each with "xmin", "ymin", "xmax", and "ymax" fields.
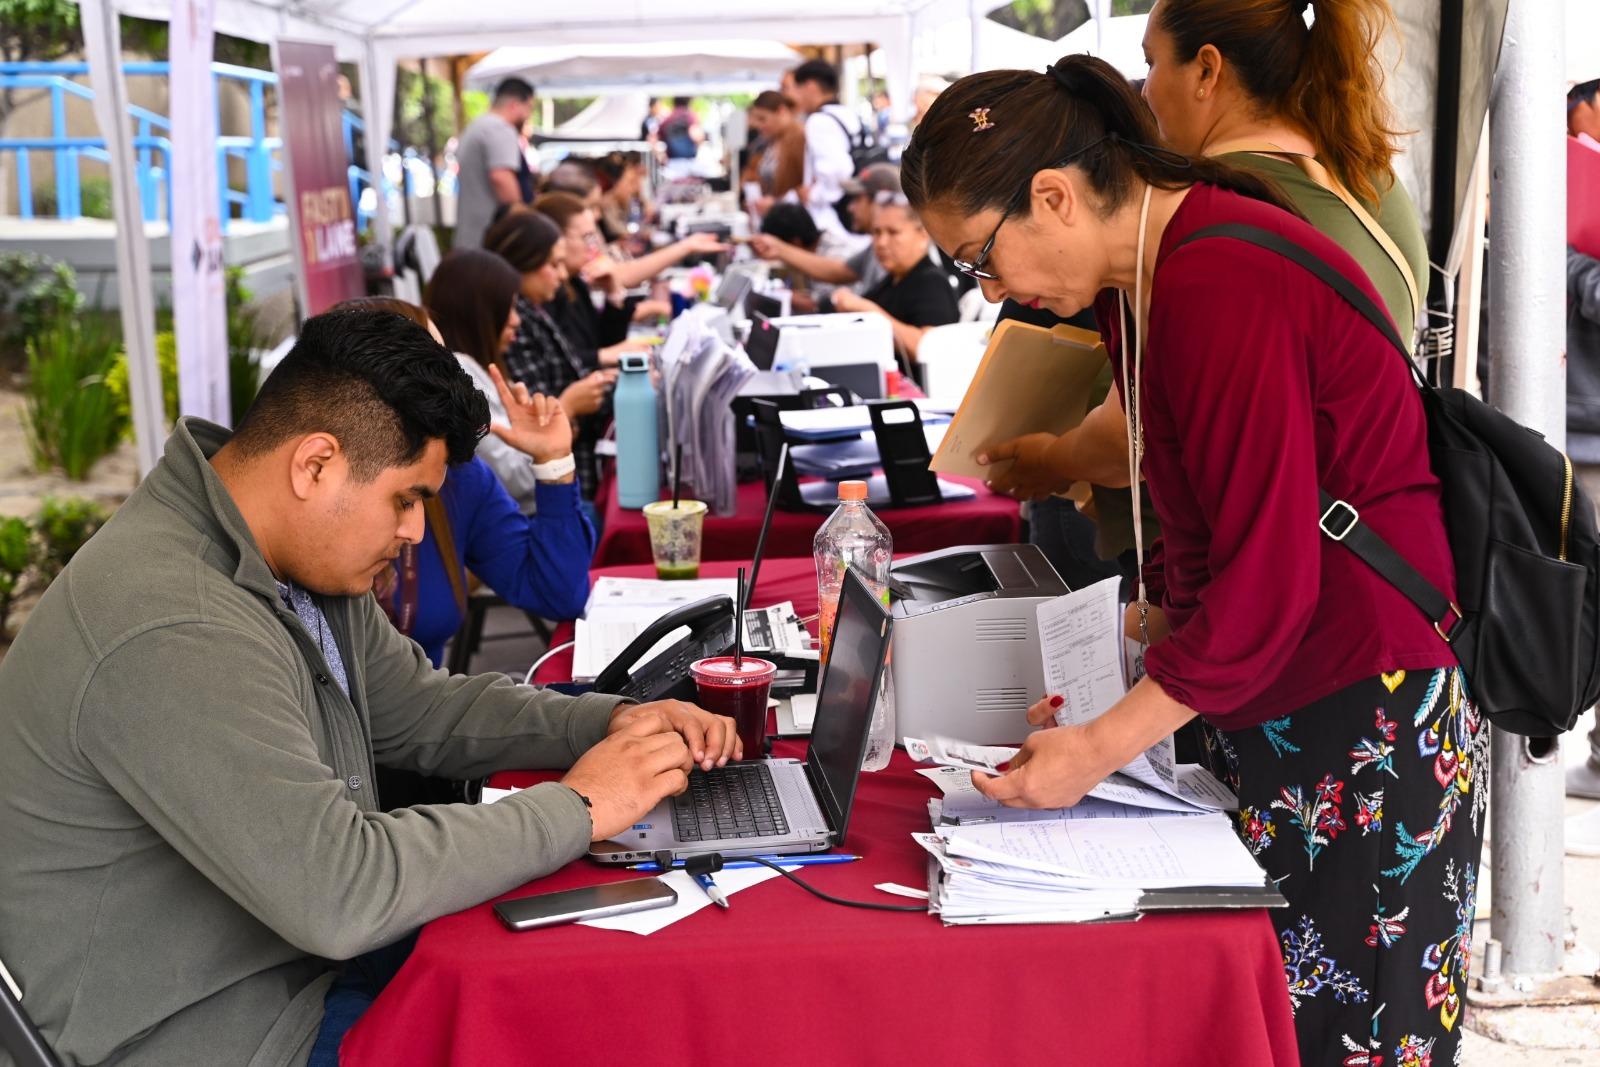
[
  {"xmin": 225, "ymin": 268, "xmax": 264, "ymax": 424},
  {"xmin": 23, "ymin": 314, "xmax": 130, "ymax": 480},
  {"xmin": 34, "ymin": 496, "xmax": 107, "ymax": 582},
  {"xmin": 0, "ymin": 516, "xmax": 34, "ymax": 642},
  {"xmin": 0, "ymin": 252, "xmax": 83, "ymax": 370},
  {"xmin": 107, "ymin": 330, "xmax": 180, "ymax": 429}
]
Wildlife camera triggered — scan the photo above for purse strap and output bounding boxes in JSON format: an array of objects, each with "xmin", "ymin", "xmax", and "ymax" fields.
[
  {"xmin": 1170, "ymin": 221, "xmax": 1462, "ymax": 642},
  {"xmin": 1207, "ymin": 141, "xmax": 1423, "ymax": 336},
  {"xmin": 424, "ymin": 495, "xmax": 470, "ymax": 620}
]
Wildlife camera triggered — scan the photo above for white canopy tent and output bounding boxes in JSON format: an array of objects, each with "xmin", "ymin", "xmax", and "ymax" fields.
[{"xmin": 465, "ymin": 40, "xmax": 803, "ymax": 98}]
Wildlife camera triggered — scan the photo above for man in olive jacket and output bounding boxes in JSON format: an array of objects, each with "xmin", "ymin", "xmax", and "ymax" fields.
[{"xmin": 0, "ymin": 309, "xmax": 737, "ymax": 1066}]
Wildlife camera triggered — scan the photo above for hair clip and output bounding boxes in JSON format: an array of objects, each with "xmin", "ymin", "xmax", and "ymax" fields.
[{"xmin": 968, "ymin": 107, "xmax": 994, "ymax": 132}]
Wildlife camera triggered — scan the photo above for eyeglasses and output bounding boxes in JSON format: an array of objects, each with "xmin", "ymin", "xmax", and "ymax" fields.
[{"xmin": 949, "ymin": 136, "xmax": 1110, "ymax": 282}]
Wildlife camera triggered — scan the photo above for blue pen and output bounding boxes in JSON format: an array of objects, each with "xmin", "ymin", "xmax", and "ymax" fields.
[
  {"xmin": 692, "ymin": 871, "xmax": 729, "ymax": 908},
  {"xmin": 631, "ymin": 854, "xmax": 862, "ymax": 873}
]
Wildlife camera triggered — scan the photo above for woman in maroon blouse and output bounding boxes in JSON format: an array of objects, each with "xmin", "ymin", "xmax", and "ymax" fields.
[{"xmin": 903, "ymin": 56, "xmax": 1485, "ymax": 1066}]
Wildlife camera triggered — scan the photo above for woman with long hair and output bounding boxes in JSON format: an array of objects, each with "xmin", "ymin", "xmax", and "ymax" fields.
[
  {"xmin": 902, "ymin": 56, "xmax": 1480, "ymax": 1065},
  {"xmin": 359, "ymin": 289, "xmax": 593, "ymax": 665},
  {"xmin": 746, "ymin": 91, "xmax": 805, "ymax": 211},
  {"xmin": 982, "ymin": 0, "xmax": 1427, "ymax": 579},
  {"xmin": 483, "ymin": 207, "xmax": 615, "ymax": 503}
]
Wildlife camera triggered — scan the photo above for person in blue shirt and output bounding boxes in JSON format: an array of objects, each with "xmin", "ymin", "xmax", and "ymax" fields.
[{"xmin": 334, "ymin": 297, "xmax": 596, "ymax": 668}]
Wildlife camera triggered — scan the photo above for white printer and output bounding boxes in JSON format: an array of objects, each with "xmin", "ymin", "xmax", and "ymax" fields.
[
  {"xmin": 888, "ymin": 544, "xmax": 1072, "ymax": 746},
  {"xmin": 767, "ymin": 312, "xmax": 895, "ymax": 398}
]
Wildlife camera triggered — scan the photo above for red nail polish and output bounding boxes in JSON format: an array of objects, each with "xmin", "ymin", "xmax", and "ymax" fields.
[{"xmin": 1049, "ymin": 695, "xmax": 1064, "ymax": 708}]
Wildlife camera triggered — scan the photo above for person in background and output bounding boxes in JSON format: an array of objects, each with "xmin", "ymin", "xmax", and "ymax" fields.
[
  {"xmin": 906, "ymin": 55, "xmax": 1478, "ymax": 1066},
  {"xmin": 829, "ymin": 191, "xmax": 959, "ymax": 375},
  {"xmin": 1566, "ymin": 246, "xmax": 1600, "ymax": 842},
  {"xmin": 750, "ymin": 163, "xmax": 902, "ymax": 295},
  {"xmin": 658, "ymin": 96, "xmax": 704, "ymax": 170},
  {"xmin": 871, "ymin": 89, "xmax": 893, "ymax": 137},
  {"xmin": 641, "ymin": 96, "xmax": 672, "ymax": 145},
  {"xmin": 410, "ymin": 259, "xmax": 596, "ymax": 654},
  {"xmin": 0, "ymin": 305, "xmax": 736, "ymax": 1066},
  {"xmin": 912, "ymin": 74, "xmax": 951, "ymax": 129},
  {"xmin": 597, "ymin": 152, "xmax": 656, "ymax": 245},
  {"xmin": 483, "ymin": 208, "xmax": 615, "ymax": 507},
  {"xmin": 746, "ymin": 90, "xmax": 806, "ymax": 211},
  {"xmin": 543, "ymin": 158, "xmax": 604, "ymax": 214},
  {"xmin": 1570, "ymin": 78, "xmax": 1600, "ymax": 140},
  {"xmin": 790, "ymin": 59, "xmax": 861, "ymax": 234},
  {"xmin": 535, "ymin": 191, "xmax": 725, "ymax": 340},
  {"xmin": 452, "ymin": 77, "xmax": 535, "ymax": 250}
]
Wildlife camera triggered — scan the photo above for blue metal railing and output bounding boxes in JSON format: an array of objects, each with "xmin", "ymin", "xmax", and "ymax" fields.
[{"xmin": 0, "ymin": 60, "xmax": 434, "ymax": 233}]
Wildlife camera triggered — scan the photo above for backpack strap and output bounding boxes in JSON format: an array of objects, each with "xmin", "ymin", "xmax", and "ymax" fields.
[
  {"xmin": 1206, "ymin": 142, "xmax": 1423, "ymax": 333},
  {"xmin": 821, "ymin": 106, "xmax": 866, "ymax": 150},
  {"xmin": 1171, "ymin": 222, "xmax": 1463, "ymax": 643}
]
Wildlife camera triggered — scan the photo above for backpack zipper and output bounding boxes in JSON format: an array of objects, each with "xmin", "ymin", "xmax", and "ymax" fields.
[{"xmin": 1561, "ymin": 453, "xmax": 1574, "ymax": 562}]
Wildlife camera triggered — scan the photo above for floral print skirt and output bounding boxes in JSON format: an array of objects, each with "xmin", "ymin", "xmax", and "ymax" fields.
[{"xmin": 1204, "ymin": 667, "xmax": 1487, "ymax": 1067}]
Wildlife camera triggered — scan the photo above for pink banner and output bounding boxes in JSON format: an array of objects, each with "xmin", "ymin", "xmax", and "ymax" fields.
[{"xmin": 273, "ymin": 39, "xmax": 364, "ymax": 316}]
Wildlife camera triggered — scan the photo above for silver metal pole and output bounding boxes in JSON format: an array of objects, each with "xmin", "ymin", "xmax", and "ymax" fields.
[{"xmin": 1485, "ymin": 0, "xmax": 1566, "ymax": 981}]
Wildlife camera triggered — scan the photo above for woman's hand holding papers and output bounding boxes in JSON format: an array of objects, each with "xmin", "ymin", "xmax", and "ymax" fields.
[
  {"xmin": 609, "ymin": 699, "xmax": 742, "ymax": 771},
  {"xmin": 972, "ymin": 677, "xmax": 1197, "ymax": 809},
  {"xmin": 977, "ymin": 432, "xmax": 1068, "ymax": 500}
]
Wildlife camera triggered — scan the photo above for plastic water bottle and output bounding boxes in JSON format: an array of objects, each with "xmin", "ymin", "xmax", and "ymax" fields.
[
  {"xmin": 614, "ymin": 353, "xmax": 660, "ymax": 509},
  {"xmin": 814, "ymin": 480, "xmax": 895, "ymax": 771}
]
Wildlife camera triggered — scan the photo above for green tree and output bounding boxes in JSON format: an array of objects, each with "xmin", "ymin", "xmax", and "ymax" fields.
[
  {"xmin": 0, "ymin": 0, "xmax": 83, "ymax": 163},
  {"xmin": 987, "ymin": 0, "xmax": 1153, "ymax": 40}
]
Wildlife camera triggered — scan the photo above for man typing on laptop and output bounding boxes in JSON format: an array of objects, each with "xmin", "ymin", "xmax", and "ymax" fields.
[{"xmin": 0, "ymin": 308, "xmax": 736, "ymax": 1067}]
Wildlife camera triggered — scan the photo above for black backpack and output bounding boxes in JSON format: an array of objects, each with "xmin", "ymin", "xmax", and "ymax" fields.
[
  {"xmin": 1175, "ymin": 222, "xmax": 1600, "ymax": 736},
  {"xmin": 821, "ymin": 108, "xmax": 891, "ymax": 172}
]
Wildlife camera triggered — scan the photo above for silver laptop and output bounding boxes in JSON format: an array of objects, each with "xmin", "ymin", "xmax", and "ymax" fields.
[{"xmin": 590, "ymin": 566, "xmax": 892, "ymax": 864}]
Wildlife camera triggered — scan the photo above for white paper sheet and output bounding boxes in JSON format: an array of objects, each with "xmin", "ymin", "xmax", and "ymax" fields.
[
  {"xmin": 940, "ymin": 815, "xmax": 1265, "ymax": 889},
  {"xmin": 903, "ymin": 735, "xmax": 1018, "ymax": 775},
  {"xmin": 578, "ymin": 866, "xmax": 788, "ymax": 935},
  {"xmin": 1038, "ymin": 578, "xmax": 1124, "ymax": 727}
]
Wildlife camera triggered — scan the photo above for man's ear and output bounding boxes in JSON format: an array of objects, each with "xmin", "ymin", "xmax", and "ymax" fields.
[{"xmin": 287, "ymin": 433, "xmax": 342, "ymax": 502}]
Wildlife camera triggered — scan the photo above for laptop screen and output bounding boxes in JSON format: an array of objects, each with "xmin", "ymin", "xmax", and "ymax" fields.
[
  {"xmin": 714, "ymin": 271, "xmax": 753, "ymax": 311},
  {"xmin": 804, "ymin": 567, "xmax": 892, "ymax": 840},
  {"xmin": 744, "ymin": 314, "xmax": 782, "ymax": 370}
]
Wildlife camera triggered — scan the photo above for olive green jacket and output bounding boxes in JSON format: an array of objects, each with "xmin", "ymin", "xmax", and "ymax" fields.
[{"xmin": 0, "ymin": 419, "xmax": 618, "ymax": 1066}]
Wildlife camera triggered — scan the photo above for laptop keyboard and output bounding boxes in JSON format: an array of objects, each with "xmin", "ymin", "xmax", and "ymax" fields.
[{"xmin": 671, "ymin": 763, "xmax": 790, "ymax": 842}]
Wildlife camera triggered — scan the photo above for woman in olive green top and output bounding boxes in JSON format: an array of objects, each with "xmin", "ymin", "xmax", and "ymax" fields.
[{"xmin": 980, "ymin": 0, "xmax": 1427, "ymax": 565}]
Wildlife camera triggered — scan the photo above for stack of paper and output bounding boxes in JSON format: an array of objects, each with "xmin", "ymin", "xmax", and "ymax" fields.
[{"xmin": 916, "ymin": 814, "xmax": 1268, "ymax": 925}]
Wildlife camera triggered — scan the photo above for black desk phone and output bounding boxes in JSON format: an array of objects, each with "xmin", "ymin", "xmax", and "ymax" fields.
[
  {"xmin": 592, "ymin": 596, "xmax": 737, "ymax": 703},
  {"xmin": 589, "ymin": 595, "xmax": 820, "ymax": 704}
]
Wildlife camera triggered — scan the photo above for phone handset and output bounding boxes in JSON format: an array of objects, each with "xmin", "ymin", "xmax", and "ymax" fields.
[{"xmin": 592, "ymin": 595, "xmax": 737, "ymax": 702}]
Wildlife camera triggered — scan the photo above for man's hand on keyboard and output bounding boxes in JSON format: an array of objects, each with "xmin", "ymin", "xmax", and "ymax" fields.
[
  {"xmin": 609, "ymin": 699, "xmax": 742, "ymax": 771},
  {"xmin": 563, "ymin": 716, "xmax": 693, "ymax": 841}
]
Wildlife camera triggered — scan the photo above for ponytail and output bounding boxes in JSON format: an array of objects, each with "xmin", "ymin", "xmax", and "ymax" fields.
[
  {"xmin": 1155, "ymin": 0, "xmax": 1402, "ymax": 201},
  {"xmin": 903, "ymin": 55, "xmax": 1296, "ymax": 221}
]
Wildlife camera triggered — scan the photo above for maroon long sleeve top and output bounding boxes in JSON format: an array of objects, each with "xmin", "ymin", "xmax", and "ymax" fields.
[{"xmin": 1096, "ymin": 183, "xmax": 1458, "ymax": 730}]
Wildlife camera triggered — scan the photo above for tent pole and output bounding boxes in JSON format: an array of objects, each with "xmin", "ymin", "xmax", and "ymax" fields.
[
  {"xmin": 1427, "ymin": 0, "xmax": 1464, "ymax": 385},
  {"xmin": 1484, "ymin": 0, "xmax": 1567, "ymax": 983},
  {"xmin": 360, "ymin": 40, "xmax": 395, "ymax": 272},
  {"xmin": 81, "ymin": 0, "xmax": 165, "ymax": 477}
]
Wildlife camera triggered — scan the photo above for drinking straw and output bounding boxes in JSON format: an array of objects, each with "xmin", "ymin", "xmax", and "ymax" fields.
[
  {"xmin": 735, "ymin": 567, "xmax": 745, "ymax": 671},
  {"xmin": 672, "ymin": 442, "xmax": 684, "ymax": 510}
]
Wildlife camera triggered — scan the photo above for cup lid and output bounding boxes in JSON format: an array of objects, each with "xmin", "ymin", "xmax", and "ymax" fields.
[{"xmin": 691, "ymin": 656, "xmax": 776, "ymax": 681}]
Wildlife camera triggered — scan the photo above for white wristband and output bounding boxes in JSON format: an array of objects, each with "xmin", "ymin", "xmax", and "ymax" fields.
[{"xmin": 529, "ymin": 453, "xmax": 576, "ymax": 481}]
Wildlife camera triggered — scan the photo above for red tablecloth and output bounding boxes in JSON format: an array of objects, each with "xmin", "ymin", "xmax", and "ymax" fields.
[
  {"xmin": 341, "ymin": 743, "xmax": 1298, "ymax": 1067},
  {"xmin": 593, "ymin": 474, "xmax": 1021, "ymax": 567},
  {"xmin": 341, "ymin": 554, "xmax": 1300, "ymax": 1067}
]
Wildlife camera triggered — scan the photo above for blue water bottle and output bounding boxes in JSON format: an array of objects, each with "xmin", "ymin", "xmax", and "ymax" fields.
[{"xmin": 614, "ymin": 353, "xmax": 661, "ymax": 509}]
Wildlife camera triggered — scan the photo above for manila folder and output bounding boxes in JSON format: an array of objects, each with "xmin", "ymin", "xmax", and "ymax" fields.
[{"xmin": 929, "ymin": 319, "xmax": 1107, "ymax": 480}]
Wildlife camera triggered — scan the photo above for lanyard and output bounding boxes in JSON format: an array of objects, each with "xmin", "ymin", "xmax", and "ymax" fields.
[{"xmin": 1118, "ymin": 183, "xmax": 1155, "ymax": 648}]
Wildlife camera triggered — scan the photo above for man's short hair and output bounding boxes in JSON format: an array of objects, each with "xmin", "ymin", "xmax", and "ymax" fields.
[
  {"xmin": 230, "ymin": 309, "xmax": 488, "ymax": 479},
  {"xmin": 760, "ymin": 202, "xmax": 820, "ymax": 250},
  {"xmin": 494, "ymin": 77, "xmax": 535, "ymax": 105},
  {"xmin": 792, "ymin": 59, "xmax": 839, "ymax": 96}
]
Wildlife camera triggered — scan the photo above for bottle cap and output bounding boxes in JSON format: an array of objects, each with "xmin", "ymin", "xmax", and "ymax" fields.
[{"xmin": 838, "ymin": 480, "xmax": 868, "ymax": 501}]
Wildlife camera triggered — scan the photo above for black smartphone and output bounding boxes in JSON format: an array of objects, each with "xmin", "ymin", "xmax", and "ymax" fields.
[{"xmin": 492, "ymin": 878, "xmax": 678, "ymax": 931}]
